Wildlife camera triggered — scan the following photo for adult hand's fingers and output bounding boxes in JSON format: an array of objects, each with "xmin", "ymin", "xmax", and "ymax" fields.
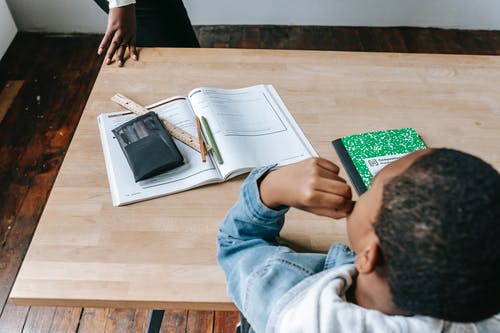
[
  {"xmin": 116, "ymin": 44, "xmax": 127, "ymax": 67},
  {"xmin": 130, "ymin": 44, "xmax": 138, "ymax": 61},
  {"xmin": 105, "ymin": 33, "xmax": 123, "ymax": 65},
  {"xmin": 98, "ymin": 31, "xmax": 113, "ymax": 55}
]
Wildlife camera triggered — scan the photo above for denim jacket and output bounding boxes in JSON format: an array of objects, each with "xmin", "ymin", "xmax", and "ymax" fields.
[{"xmin": 217, "ymin": 166, "xmax": 356, "ymax": 333}]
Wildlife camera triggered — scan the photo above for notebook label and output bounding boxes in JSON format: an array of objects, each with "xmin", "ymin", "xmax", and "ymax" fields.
[{"xmin": 364, "ymin": 153, "xmax": 408, "ymax": 176}]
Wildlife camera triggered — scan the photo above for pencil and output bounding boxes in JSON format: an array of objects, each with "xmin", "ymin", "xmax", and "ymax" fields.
[
  {"xmin": 201, "ymin": 116, "xmax": 223, "ymax": 165},
  {"xmin": 195, "ymin": 116, "xmax": 207, "ymax": 162}
]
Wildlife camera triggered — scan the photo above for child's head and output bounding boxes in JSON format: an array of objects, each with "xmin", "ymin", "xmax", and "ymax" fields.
[{"xmin": 346, "ymin": 148, "xmax": 500, "ymax": 322}]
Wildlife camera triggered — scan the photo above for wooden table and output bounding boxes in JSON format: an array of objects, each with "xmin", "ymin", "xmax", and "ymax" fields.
[{"xmin": 10, "ymin": 48, "xmax": 500, "ymax": 309}]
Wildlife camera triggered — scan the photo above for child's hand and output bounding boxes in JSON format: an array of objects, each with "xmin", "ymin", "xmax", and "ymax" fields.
[{"xmin": 259, "ymin": 157, "xmax": 354, "ymax": 219}]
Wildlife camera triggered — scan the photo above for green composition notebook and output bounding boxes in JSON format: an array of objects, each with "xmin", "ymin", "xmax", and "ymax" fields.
[{"xmin": 332, "ymin": 128, "xmax": 426, "ymax": 195}]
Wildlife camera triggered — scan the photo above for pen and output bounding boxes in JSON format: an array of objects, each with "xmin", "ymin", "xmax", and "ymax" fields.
[
  {"xmin": 195, "ymin": 116, "xmax": 207, "ymax": 162},
  {"xmin": 201, "ymin": 116, "xmax": 223, "ymax": 165}
]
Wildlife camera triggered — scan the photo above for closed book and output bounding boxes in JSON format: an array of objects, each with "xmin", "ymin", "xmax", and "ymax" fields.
[{"xmin": 332, "ymin": 128, "xmax": 426, "ymax": 195}]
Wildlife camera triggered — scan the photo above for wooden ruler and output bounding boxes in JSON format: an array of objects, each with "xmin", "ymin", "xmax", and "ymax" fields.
[{"xmin": 111, "ymin": 93, "xmax": 210, "ymax": 153}]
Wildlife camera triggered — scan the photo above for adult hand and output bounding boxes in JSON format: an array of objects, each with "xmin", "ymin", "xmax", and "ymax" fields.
[
  {"xmin": 98, "ymin": 4, "xmax": 138, "ymax": 67},
  {"xmin": 259, "ymin": 157, "xmax": 354, "ymax": 219}
]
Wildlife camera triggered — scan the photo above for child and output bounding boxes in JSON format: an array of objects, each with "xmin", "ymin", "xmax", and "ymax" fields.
[{"xmin": 217, "ymin": 148, "xmax": 500, "ymax": 333}]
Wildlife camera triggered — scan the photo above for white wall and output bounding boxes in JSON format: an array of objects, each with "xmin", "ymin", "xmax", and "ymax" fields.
[
  {"xmin": 186, "ymin": 0, "xmax": 500, "ymax": 29},
  {"xmin": 7, "ymin": 0, "xmax": 107, "ymax": 33},
  {"xmin": 6, "ymin": 0, "xmax": 500, "ymax": 33},
  {"xmin": 0, "ymin": 0, "xmax": 17, "ymax": 60}
]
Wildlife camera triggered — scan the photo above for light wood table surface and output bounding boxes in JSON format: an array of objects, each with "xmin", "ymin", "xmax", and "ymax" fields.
[{"xmin": 10, "ymin": 48, "xmax": 500, "ymax": 309}]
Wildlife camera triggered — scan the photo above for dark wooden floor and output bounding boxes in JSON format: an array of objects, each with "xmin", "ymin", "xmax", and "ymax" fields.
[{"xmin": 0, "ymin": 26, "xmax": 499, "ymax": 333}]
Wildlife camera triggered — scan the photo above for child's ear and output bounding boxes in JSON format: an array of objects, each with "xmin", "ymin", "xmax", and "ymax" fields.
[{"xmin": 354, "ymin": 243, "xmax": 380, "ymax": 274}]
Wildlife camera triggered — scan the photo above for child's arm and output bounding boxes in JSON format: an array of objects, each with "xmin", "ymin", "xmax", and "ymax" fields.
[
  {"xmin": 260, "ymin": 157, "xmax": 353, "ymax": 218},
  {"xmin": 217, "ymin": 158, "xmax": 352, "ymax": 332}
]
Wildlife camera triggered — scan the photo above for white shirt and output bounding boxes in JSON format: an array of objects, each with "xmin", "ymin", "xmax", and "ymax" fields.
[{"xmin": 108, "ymin": 0, "xmax": 135, "ymax": 9}]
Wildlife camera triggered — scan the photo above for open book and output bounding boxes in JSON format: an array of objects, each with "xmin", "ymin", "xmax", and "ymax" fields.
[{"xmin": 98, "ymin": 85, "xmax": 317, "ymax": 206}]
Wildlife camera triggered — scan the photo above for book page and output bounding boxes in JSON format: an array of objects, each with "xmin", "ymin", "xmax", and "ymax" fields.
[
  {"xmin": 188, "ymin": 85, "xmax": 317, "ymax": 179},
  {"xmin": 98, "ymin": 97, "xmax": 221, "ymax": 206}
]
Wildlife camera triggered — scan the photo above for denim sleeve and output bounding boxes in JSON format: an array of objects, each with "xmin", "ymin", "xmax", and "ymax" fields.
[{"xmin": 217, "ymin": 166, "xmax": 327, "ymax": 333}]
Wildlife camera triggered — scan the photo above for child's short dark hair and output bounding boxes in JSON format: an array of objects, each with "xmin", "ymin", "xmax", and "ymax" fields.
[{"xmin": 374, "ymin": 148, "xmax": 500, "ymax": 322}]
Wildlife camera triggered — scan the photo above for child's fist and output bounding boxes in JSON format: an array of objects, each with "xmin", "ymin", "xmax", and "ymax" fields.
[{"xmin": 259, "ymin": 157, "xmax": 354, "ymax": 219}]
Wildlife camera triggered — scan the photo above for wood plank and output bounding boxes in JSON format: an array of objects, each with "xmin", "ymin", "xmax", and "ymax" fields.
[
  {"xmin": 0, "ymin": 33, "xmax": 40, "ymax": 86},
  {"xmin": 0, "ymin": 176, "xmax": 54, "ymax": 312},
  {"xmin": 0, "ymin": 183, "xmax": 30, "ymax": 311},
  {"xmin": 49, "ymin": 307, "xmax": 82, "ymax": 333},
  {"xmin": 0, "ymin": 35, "xmax": 102, "ymax": 317},
  {"xmin": 160, "ymin": 310, "xmax": 187, "ymax": 333},
  {"xmin": 22, "ymin": 306, "xmax": 56, "ymax": 333},
  {"xmin": 357, "ymin": 28, "xmax": 383, "ymax": 52},
  {"xmin": 213, "ymin": 311, "xmax": 239, "ymax": 333},
  {"xmin": 186, "ymin": 311, "xmax": 214, "ymax": 333},
  {"xmin": 192, "ymin": 26, "xmax": 500, "ymax": 55},
  {"xmin": 77, "ymin": 308, "xmax": 109, "ymax": 333},
  {"xmin": 0, "ymin": 301, "xmax": 29, "ymax": 333},
  {"xmin": 259, "ymin": 26, "xmax": 288, "ymax": 49},
  {"xmin": 104, "ymin": 308, "xmax": 136, "ymax": 333},
  {"xmin": 0, "ymin": 81, "xmax": 23, "ymax": 124},
  {"xmin": 486, "ymin": 30, "xmax": 500, "ymax": 55},
  {"xmin": 378, "ymin": 28, "xmax": 408, "ymax": 53},
  {"xmin": 132, "ymin": 309, "xmax": 151, "ymax": 333}
]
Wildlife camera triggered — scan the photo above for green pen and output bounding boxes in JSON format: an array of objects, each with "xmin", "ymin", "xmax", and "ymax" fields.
[{"xmin": 201, "ymin": 116, "xmax": 223, "ymax": 164}]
